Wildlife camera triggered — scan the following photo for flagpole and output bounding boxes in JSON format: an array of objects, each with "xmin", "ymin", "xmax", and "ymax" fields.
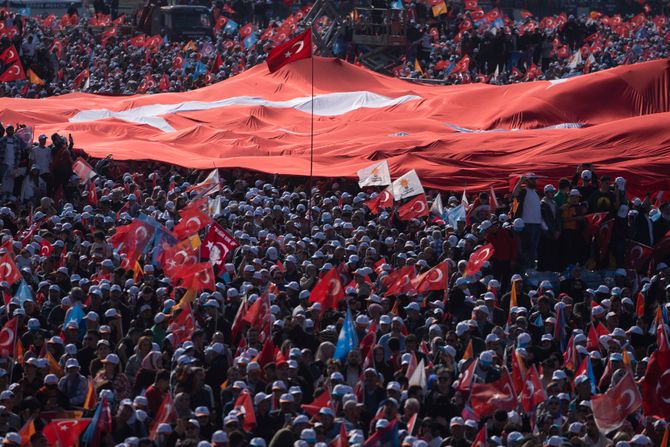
[{"xmin": 307, "ymin": 23, "xmax": 315, "ymax": 235}]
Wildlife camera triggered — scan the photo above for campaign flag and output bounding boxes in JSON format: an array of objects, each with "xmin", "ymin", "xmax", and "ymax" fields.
[
  {"xmin": 445, "ymin": 204, "xmax": 466, "ymax": 227},
  {"xmin": 358, "ymin": 160, "xmax": 392, "ymax": 187},
  {"xmin": 201, "ymin": 223, "xmax": 239, "ymax": 268},
  {"xmin": 391, "ymin": 169, "xmax": 424, "ymax": 200},
  {"xmin": 72, "ymin": 157, "xmax": 97, "ymax": 183},
  {"xmin": 334, "ymin": 307, "xmax": 359, "ymax": 360},
  {"xmin": 592, "ymin": 370, "xmax": 642, "ymax": 433},
  {"xmin": 267, "ymin": 28, "xmax": 312, "ymax": 73},
  {"xmin": 308, "ymin": 267, "xmax": 344, "ymax": 312},
  {"xmin": 223, "ymin": 19, "xmax": 238, "ymax": 34},
  {"xmin": 463, "ymin": 244, "xmax": 494, "ymax": 276},
  {"xmin": 243, "ymin": 33, "xmax": 258, "ymax": 49},
  {"xmin": 408, "ymin": 358, "xmax": 427, "ymax": 389}
]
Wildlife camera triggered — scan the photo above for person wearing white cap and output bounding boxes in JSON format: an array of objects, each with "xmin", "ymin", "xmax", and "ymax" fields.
[{"xmin": 58, "ymin": 357, "xmax": 88, "ymax": 407}]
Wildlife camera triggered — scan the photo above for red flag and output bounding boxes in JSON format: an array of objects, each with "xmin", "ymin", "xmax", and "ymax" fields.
[
  {"xmin": 149, "ymin": 393, "xmax": 177, "ymax": 439},
  {"xmin": 266, "ymin": 28, "xmax": 312, "ymax": 73},
  {"xmin": 640, "ymin": 350, "xmax": 670, "ymax": 418},
  {"xmin": 256, "ymin": 337, "xmax": 276, "ymax": 367},
  {"xmin": 410, "ymin": 260, "xmax": 448, "ymax": 293},
  {"xmin": 635, "ymin": 292, "xmax": 645, "ymax": 318},
  {"xmin": 160, "ymin": 238, "xmax": 200, "ymax": 277},
  {"xmin": 520, "ymin": 9, "xmax": 533, "ymax": 18},
  {"xmin": 455, "ymin": 360, "xmax": 477, "ymax": 393},
  {"xmin": 0, "ymin": 45, "xmax": 19, "ymax": 65},
  {"xmin": 464, "ymin": 244, "xmax": 494, "ymax": 276},
  {"xmin": 382, "ymin": 265, "xmax": 416, "ymax": 296},
  {"xmin": 242, "ymin": 293, "xmax": 271, "ymax": 329},
  {"xmin": 470, "ymin": 425, "xmax": 487, "ymax": 447},
  {"xmin": 0, "ymin": 253, "xmax": 21, "ymax": 286},
  {"xmin": 0, "ymin": 317, "xmax": 18, "ymax": 357},
  {"xmin": 583, "ymin": 212, "xmax": 609, "ymax": 238},
  {"xmin": 212, "ymin": 53, "xmax": 223, "ymax": 73},
  {"xmin": 658, "ymin": 316, "xmax": 670, "ymax": 352},
  {"xmin": 72, "ymin": 157, "xmax": 96, "ymax": 183},
  {"xmin": 302, "ymin": 388, "xmax": 332, "ymax": 416},
  {"xmin": 332, "ymin": 421, "xmax": 350, "ymax": 447},
  {"xmin": 201, "ymin": 223, "xmax": 239, "ymax": 268},
  {"xmin": 234, "ymin": 389, "xmax": 256, "ymax": 431},
  {"xmin": 168, "ymin": 303, "xmax": 196, "ymax": 345},
  {"xmin": 470, "ymin": 371, "xmax": 517, "ymax": 417},
  {"xmin": 43, "ymin": 418, "xmax": 91, "ymax": 447},
  {"xmin": 366, "ymin": 188, "xmax": 393, "ymax": 214},
  {"xmin": 172, "ymin": 206, "xmax": 213, "ymax": 239},
  {"xmin": 0, "ymin": 61, "xmax": 26, "ymax": 82},
  {"xmin": 510, "ymin": 349, "xmax": 526, "ymax": 394},
  {"xmin": 129, "ymin": 34, "xmax": 146, "ymax": 47},
  {"xmin": 398, "ymin": 194, "xmax": 429, "ymax": 220},
  {"xmin": 87, "ymin": 180, "xmax": 98, "ymax": 206},
  {"xmin": 72, "ymin": 68, "xmax": 89, "ymax": 90},
  {"xmin": 308, "ymin": 268, "xmax": 344, "ymax": 312},
  {"xmin": 624, "ymin": 240, "xmax": 653, "ymax": 271},
  {"xmin": 521, "ymin": 364, "xmax": 546, "ymax": 413},
  {"xmin": 592, "ymin": 370, "xmax": 642, "ymax": 432},
  {"xmin": 172, "ymin": 262, "xmax": 216, "ymax": 291},
  {"xmin": 159, "ymin": 73, "xmax": 169, "ymax": 92},
  {"xmin": 464, "ymin": 0, "xmax": 478, "ymax": 10},
  {"xmin": 39, "ymin": 239, "xmax": 54, "ymax": 257}
]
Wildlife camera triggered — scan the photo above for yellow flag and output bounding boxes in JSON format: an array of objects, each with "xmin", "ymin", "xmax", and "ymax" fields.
[
  {"xmin": 431, "ymin": 1, "xmax": 447, "ymax": 17},
  {"xmin": 183, "ymin": 40, "xmax": 197, "ymax": 52},
  {"xmin": 45, "ymin": 351, "xmax": 63, "ymax": 377},
  {"xmin": 18, "ymin": 416, "xmax": 35, "ymax": 446},
  {"xmin": 622, "ymin": 349, "xmax": 632, "ymax": 369},
  {"xmin": 27, "ymin": 69, "xmax": 45, "ymax": 85},
  {"xmin": 414, "ymin": 58, "xmax": 424, "ymax": 76},
  {"xmin": 463, "ymin": 339, "xmax": 473, "ymax": 360},
  {"xmin": 510, "ymin": 281, "xmax": 518, "ymax": 309}
]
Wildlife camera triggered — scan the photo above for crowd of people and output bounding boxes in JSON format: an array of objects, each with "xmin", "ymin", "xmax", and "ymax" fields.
[
  {"xmin": 0, "ymin": 122, "xmax": 661, "ymax": 447},
  {"xmin": 0, "ymin": 0, "xmax": 668, "ymax": 96}
]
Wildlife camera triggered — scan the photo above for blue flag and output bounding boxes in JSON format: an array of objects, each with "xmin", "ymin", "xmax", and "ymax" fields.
[
  {"xmin": 82, "ymin": 397, "xmax": 106, "ymax": 445},
  {"xmin": 532, "ymin": 313, "xmax": 544, "ymax": 328},
  {"xmin": 445, "ymin": 204, "xmax": 465, "ymax": 228},
  {"xmin": 223, "ymin": 19, "xmax": 238, "ymax": 34},
  {"xmin": 586, "ymin": 357, "xmax": 597, "ymax": 395},
  {"xmin": 15, "ymin": 280, "xmax": 33, "ymax": 306},
  {"xmin": 391, "ymin": 0, "xmax": 403, "ymax": 9},
  {"xmin": 334, "ymin": 308, "xmax": 358, "ymax": 360},
  {"xmin": 243, "ymin": 33, "xmax": 258, "ymax": 49},
  {"xmin": 192, "ymin": 61, "xmax": 208, "ymax": 79}
]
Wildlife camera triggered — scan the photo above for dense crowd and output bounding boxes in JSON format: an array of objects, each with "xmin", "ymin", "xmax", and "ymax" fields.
[
  {"xmin": 0, "ymin": 0, "xmax": 668, "ymax": 96},
  {"xmin": 0, "ymin": 123, "xmax": 663, "ymax": 447}
]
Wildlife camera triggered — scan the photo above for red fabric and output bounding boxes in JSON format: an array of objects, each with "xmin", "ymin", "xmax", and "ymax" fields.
[
  {"xmin": 464, "ymin": 244, "xmax": 494, "ymax": 276},
  {"xmin": 410, "ymin": 260, "xmax": 448, "ymax": 293},
  {"xmin": 172, "ymin": 207, "xmax": 212, "ymax": 240},
  {"xmin": 234, "ymin": 389, "xmax": 256, "ymax": 430},
  {"xmin": 302, "ymin": 388, "xmax": 331, "ymax": 416},
  {"xmin": 149, "ymin": 393, "xmax": 177, "ymax": 439},
  {"xmin": 308, "ymin": 267, "xmax": 344, "ymax": 312},
  {"xmin": 398, "ymin": 194, "xmax": 429, "ymax": 220},
  {"xmin": 43, "ymin": 418, "xmax": 91, "ymax": 447},
  {"xmin": 266, "ymin": 28, "xmax": 311, "ymax": 73},
  {"xmin": 470, "ymin": 371, "xmax": 517, "ymax": 417},
  {"xmin": 0, "ymin": 59, "xmax": 669, "ymax": 195},
  {"xmin": 640, "ymin": 350, "xmax": 670, "ymax": 418},
  {"xmin": 591, "ymin": 371, "xmax": 642, "ymax": 432},
  {"xmin": 486, "ymin": 228, "xmax": 516, "ymax": 262}
]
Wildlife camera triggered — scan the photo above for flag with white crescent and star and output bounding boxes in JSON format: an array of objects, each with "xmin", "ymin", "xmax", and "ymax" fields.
[
  {"xmin": 592, "ymin": 369, "xmax": 642, "ymax": 433},
  {"xmin": 266, "ymin": 28, "xmax": 312, "ymax": 73}
]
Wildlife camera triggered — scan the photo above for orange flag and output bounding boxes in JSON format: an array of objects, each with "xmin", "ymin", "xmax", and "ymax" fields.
[{"xmin": 463, "ymin": 339, "xmax": 473, "ymax": 360}]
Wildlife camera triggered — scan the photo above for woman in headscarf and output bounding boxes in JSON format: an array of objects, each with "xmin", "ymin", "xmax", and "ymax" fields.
[{"xmin": 132, "ymin": 351, "xmax": 163, "ymax": 396}]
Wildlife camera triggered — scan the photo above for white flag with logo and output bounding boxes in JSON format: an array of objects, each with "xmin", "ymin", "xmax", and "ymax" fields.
[
  {"xmin": 430, "ymin": 193, "xmax": 444, "ymax": 216},
  {"xmin": 357, "ymin": 160, "xmax": 391, "ymax": 188},
  {"xmin": 391, "ymin": 169, "xmax": 424, "ymax": 200},
  {"xmin": 72, "ymin": 157, "xmax": 97, "ymax": 184}
]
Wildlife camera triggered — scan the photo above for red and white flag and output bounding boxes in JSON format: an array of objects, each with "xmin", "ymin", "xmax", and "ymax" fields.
[
  {"xmin": 592, "ymin": 370, "xmax": 642, "ymax": 433},
  {"xmin": 168, "ymin": 302, "xmax": 196, "ymax": 345},
  {"xmin": 308, "ymin": 267, "xmax": 344, "ymax": 312},
  {"xmin": 410, "ymin": 260, "xmax": 448, "ymax": 293},
  {"xmin": 72, "ymin": 157, "xmax": 97, "ymax": 183},
  {"xmin": 0, "ymin": 253, "xmax": 21, "ymax": 286},
  {"xmin": 464, "ymin": 244, "xmax": 494, "ymax": 276},
  {"xmin": 366, "ymin": 188, "xmax": 393, "ymax": 215},
  {"xmin": 470, "ymin": 371, "xmax": 517, "ymax": 417},
  {"xmin": 172, "ymin": 206, "xmax": 213, "ymax": 239},
  {"xmin": 0, "ymin": 317, "xmax": 18, "ymax": 357},
  {"xmin": 520, "ymin": 364, "xmax": 546, "ymax": 413},
  {"xmin": 201, "ymin": 223, "xmax": 239, "ymax": 268},
  {"xmin": 398, "ymin": 194, "xmax": 429, "ymax": 220},
  {"xmin": 266, "ymin": 28, "xmax": 312, "ymax": 73},
  {"xmin": 382, "ymin": 265, "xmax": 416, "ymax": 296}
]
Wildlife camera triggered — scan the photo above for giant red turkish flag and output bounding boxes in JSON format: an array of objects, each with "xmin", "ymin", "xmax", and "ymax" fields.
[
  {"xmin": 308, "ymin": 267, "xmax": 345, "ymax": 312},
  {"xmin": 398, "ymin": 194, "xmax": 429, "ymax": 220},
  {"xmin": 266, "ymin": 28, "xmax": 312, "ymax": 73},
  {"xmin": 464, "ymin": 244, "xmax": 494, "ymax": 276},
  {"xmin": 592, "ymin": 370, "xmax": 642, "ymax": 433},
  {"xmin": 470, "ymin": 371, "xmax": 517, "ymax": 417},
  {"xmin": 640, "ymin": 350, "xmax": 670, "ymax": 419},
  {"xmin": 0, "ymin": 59, "xmax": 668, "ymax": 196},
  {"xmin": 410, "ymin": 260, "xmax": 448, "ymax": 293}
]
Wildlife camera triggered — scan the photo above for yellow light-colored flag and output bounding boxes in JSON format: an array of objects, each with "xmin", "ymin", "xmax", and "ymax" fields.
[
  {"xmin": 432, "ymin": 1, "xmax": 447, "ymax": 17},
  {"xmin": 463, "ymin": 339, "xmax": 473, "ymax": 360},
  {"xmin": 27, "ymin": 69, "xmax": 45, "ymax": 85},
  {"xmin": 83, "ymin": 377, "xmax": 97, "ymax": 410},
  {"xmin": 183, "ymin": 40, "xmax": 197, "ymax": 52},
  {"xmin": 45, "ymin": 351, "xmax": 63, "ymax": 377},
  {"xmin": 18, "ymin": 415, "xmax": 35, "ymax": 446},
  {"xmin": 414, "ymin": 58, "xmax": 424, "ymax": 76}
]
